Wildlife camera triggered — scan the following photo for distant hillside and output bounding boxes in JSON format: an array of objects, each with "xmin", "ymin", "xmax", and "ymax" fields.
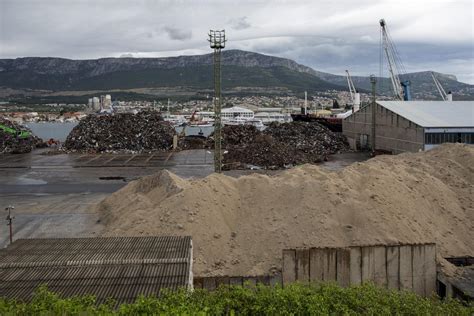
[
  {"xmin": 314, "ymin": 70, "xmax": 474, "ymax": 100},
  {"xmin": 0, "ymin": 51, "xmax": 342, "ymax": 94},
  {"xmin": 0, "ymin": 50, "xmax": 472, "ymax": 101}
]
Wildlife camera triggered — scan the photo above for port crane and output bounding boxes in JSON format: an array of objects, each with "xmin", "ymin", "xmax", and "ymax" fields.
[
  {"xmin": 345, "ymin": 70, "xmax": 360, "ymax": 111},
  {"xmin": 431, "ymin": 72, "xmax": 452, "ymax": 101},
  {"xmin": 379, "ymin": 19, "xmax": 411, "ymax": 101}
]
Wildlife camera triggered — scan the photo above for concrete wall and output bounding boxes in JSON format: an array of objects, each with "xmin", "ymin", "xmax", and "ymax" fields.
[
  {"xmin": 343, "ymin": 104, "xmax": 425, "ymax": 154},
  {"xmin": 194, "ymin": 275, "xmax": 281, "ymax": 290},
  {"xmin": 282, "ymin": 244, "xmax": 437, "ymax": 297}
]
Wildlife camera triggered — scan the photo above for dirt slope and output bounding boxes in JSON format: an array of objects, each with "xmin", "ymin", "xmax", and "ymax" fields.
[{"xmin": 96, "ymin": 144, "xmax": 474, "ymax": 276}]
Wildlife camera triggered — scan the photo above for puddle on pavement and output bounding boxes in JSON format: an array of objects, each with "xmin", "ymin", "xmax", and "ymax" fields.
[
  {"xmin": 99, "ymin": 176, "xmax": 127, "ymax": 181},
  {"xmin": 13, "ymin": 176, "xmax": 48, "ymax": 185}
]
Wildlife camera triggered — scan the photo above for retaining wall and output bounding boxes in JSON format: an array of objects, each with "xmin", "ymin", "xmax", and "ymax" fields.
[
  {"xmin": 282, "ymin": 243, "xmax": 436, "ymax": 297},
  {"xmin": 194, "ymin": 275, "xmax": 281, "ymax": 290}
]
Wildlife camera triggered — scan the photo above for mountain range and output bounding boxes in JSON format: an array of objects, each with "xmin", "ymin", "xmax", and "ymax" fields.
[{"xmin": 1, "ymin": 50, "xmax": 473, "ymax": 102}]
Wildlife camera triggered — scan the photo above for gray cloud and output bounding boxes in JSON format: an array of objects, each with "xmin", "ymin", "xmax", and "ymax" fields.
[
  {"xmin": 0, "ymin": 0, "xmax": 473, "ymax": 83},
  {"xmin": 163, "ymin": 27, "xmax": 192, "ymax": 41},
  {"xmin": 229, "ymin": 16, "xmax": 251, "ymax": 30}
]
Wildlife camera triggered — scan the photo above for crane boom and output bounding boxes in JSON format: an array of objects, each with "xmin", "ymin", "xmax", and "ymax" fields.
[
  {"xmin": 431, "ymin": 72, "xmax": 448, "ymax": 101},
  {"xmin": 346, "ymin": 70, "xmax": 356, "ymax": 101},
  {"xmin": 380, "ymin": 19, "xmax": 411, "ymax": 101},
  {"xmin": 345, "ymin": 70, "xmax": 360, "ymax": 111}
]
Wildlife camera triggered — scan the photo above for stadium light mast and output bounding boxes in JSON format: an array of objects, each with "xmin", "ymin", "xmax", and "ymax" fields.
[{"xmin": 208, "ymin": 30, "xmax": 226, "ymax": 173}]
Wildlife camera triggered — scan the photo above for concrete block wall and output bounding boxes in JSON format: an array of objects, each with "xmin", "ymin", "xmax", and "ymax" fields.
[
  {"xmin": 343, "ymin": 104, "xmax": 425, "ymax": 154},
  {"xmin": 282, "ymin": 243, "xmax": 437, "ymax": 297},
  {"xmin": 194, "ymin": 275, "xmax": 281, "ymax": 290}
]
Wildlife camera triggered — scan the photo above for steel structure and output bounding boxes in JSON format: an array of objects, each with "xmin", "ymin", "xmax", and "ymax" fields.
[
  {"xmin": 5, "ymin": 205, "xmax": 14, "ymax": 244},
  {"xmin": 370, "ymin": 75, "xmax": 377, "ymax": 153},
  {"xmin": 208, "ymin": 30, "xmax": 226, "ymax": 173},
  {"xmin": 345, "ymin": 70, "xmax": 360, "ymax": 111},
  {"xmin": 380, "ymin": 19, "xmax": 411, "ymax": 101},
  {"xmin": 431, "ymin": 72, "xmax": 452, "ymax": 101},
  {"xmin": 346, "ymin": 70, "xmax": 356, "ymax": 101}
]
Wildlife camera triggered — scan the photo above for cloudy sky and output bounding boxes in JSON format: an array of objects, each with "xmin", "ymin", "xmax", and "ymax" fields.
[{"xmin": 1, "ymin": 0, "xmax": 473, "ymax": 83}]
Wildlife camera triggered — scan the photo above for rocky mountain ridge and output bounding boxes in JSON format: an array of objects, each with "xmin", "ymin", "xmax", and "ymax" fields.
[{"xmin": 0, "ymin": 50, "xmax": 472, "ymax": 100}]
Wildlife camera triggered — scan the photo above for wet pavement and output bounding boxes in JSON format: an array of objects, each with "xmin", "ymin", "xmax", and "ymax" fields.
[
  {"xmin": 0, "ymin": 192, "xmax": 107, "ymax": 248},
  {"xmin": 0, "ymin": 149, "xmax": 371, "ymax": 248}
]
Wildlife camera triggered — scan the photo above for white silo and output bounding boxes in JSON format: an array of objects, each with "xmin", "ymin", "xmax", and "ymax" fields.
[
  {"xmin": 105, "ymin": 95, "xmax": 112, "ymax": 109},
  {"xmin": 447, "ymin": 91, "xmax": 453, "ymax": 101},
  {"xmin": 354, "ymin": 92, "xmax": 361, "ymax": 112},
  {"xmin": 92, "ymin": 97, "xmax": 100, "ymax": 111}
]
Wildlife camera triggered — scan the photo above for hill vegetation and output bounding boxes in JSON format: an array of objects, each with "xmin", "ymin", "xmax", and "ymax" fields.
[{"xmin": 1, "ymin": 50, "xmax": 472, "ymax": 101}]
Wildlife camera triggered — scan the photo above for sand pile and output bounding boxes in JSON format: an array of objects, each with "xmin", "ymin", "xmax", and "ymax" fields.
[{"xmin": 96, "ymin": 144, "xmax": 473, "ymax": 277}]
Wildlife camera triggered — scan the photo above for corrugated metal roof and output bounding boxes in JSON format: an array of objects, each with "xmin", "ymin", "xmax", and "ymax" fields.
[
  {"xmin": 376, "ymin": 101, "xmax": 474, "ymax": 128},
  {"xmin": 0, "ymin": 236, "xmax": 192, "ymax": 304},
  {"xmin": 450, "ymin": 266, "xmax": 474, "ymax": 299},
  {"xmin": 222, "ymin": 106, "xmax": 254, "ymax": 113}
]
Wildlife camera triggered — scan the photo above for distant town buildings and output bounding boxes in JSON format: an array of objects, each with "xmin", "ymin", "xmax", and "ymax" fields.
[{"xmin": 88, "ymin": 95, "xmax": 113, "ymax": 113}]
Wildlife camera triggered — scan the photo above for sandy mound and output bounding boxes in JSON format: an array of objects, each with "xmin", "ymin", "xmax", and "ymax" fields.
[{"xmin": 96, "ymin": 144, "xmax": 474, "ymax": 277}]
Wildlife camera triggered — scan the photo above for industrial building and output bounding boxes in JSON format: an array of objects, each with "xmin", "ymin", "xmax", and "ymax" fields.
[
  {"xmin": 221, "ymin": 106, "xmax": 254, "ymax": 120},
  {"xmin": 0, "ymin": 236, "xmax": 193, "ymax": 304},
  {"xmin": 343, "ymin": 101, "xmax": 474, "ymax": 153}
]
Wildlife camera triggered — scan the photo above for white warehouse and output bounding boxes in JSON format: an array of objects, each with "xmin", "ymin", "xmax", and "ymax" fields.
[
  {"xmin": 343, "ymin": 101, "xmax": 474, "ymax": 153},
  {"xmin": 221, "ymin": 106, "xmax": 254, "ymax": 120}
]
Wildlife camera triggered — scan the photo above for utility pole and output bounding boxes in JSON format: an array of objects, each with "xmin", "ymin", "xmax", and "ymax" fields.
[
  {"xmin": 370, "ymin": 75, "xmax": 377, "ymax": 154},
  {"xmin": 208, "ymin": 30, "xmax": 226, "ymax": 173},
  {"xmin": 5, "ymin": 205, "xmax": 14, "ymax": 244}
]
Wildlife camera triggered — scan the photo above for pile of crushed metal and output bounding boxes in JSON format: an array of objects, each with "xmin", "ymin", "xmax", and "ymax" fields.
[
  {"xmin": 178, "ymin": 135, "xmax": 208, "ymax": 150},
  {"xmin": 64, "ymin": 112, "xmax": 175, "ymax": 153},
  {"xmin": 207, "ymin": 122, "xmax": 349, "ymax": 169},
  {"xmin": 0, "ymin": 117, "xmax": 44, "ymax": 154}
]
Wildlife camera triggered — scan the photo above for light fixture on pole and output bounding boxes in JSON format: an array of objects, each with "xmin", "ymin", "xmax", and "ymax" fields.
[{"xmin": 208, "ymin": 30, "xmax": 226, "ymax": 173}]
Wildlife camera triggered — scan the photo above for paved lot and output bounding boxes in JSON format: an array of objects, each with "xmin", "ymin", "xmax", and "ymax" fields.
[
  {"xmin": 0, "ymin": 149, "xmax": 370, "ymax": 248},
  {"xmin": 0, "ymin": 150, "xmax": 214, "ymax": 168},
  {"xmin": 0, "ymin": 150, "xmax": 215, "ymax": 247}
]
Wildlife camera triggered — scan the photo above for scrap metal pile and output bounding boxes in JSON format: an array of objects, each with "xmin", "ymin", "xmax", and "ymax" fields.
[
  {"xmin": 0, "ymin": 118, "xmax": 44, "ymax": 154},
  {"xmin": 178, "ymin": 135, "xmax": 208, "ymax": 150},
  {"xmin": 64, "ymin": 112, "xmax": 175, "ymax": 153},
  {"xmin": 210, "ymin": 122, "xmax": 349, "ymax": 169}
]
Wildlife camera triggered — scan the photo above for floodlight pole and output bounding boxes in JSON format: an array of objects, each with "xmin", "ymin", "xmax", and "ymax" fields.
[
  {"xmin": 5, "ymin": 205, "xmax": 14, "ymax": 244},
  {"xmin": 208, "ymin": 30, "xmax": 226, "ymax": 173},
  {"xmin": 370, "ymin": 75, "xmax": 377, "ymax": 154}
]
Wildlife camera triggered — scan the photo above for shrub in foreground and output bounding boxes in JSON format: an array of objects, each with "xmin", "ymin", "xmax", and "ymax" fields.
[{"xmin": 0, "ymin": 283, "xmax": 472, "ymax": 315}]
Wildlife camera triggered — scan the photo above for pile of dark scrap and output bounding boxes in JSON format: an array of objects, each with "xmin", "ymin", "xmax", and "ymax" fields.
[
  {"xmin": 206, "ymin": 125, "xmax": 260, "ymax": 148},
  {"xmin": 179, "ymin": 125, "xmax": 259, "ymax": 150},
  {"xmin": 178, "ymin": 135, "xmax": 208, "ymax": 150},
  {"xmin": 218, "ymin": 122, "xmax": 349, "ymax": 169},
  {"xmin": 220, "ymin": 125, "xmax": 259, "ymax": 147},
  {"xmin": 0, "ymin": 117, "xmax": 44, "ymax": 154},
  {"xmin": 64, "ymin": 112, "xmax": 175, "ymax": 153}
]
